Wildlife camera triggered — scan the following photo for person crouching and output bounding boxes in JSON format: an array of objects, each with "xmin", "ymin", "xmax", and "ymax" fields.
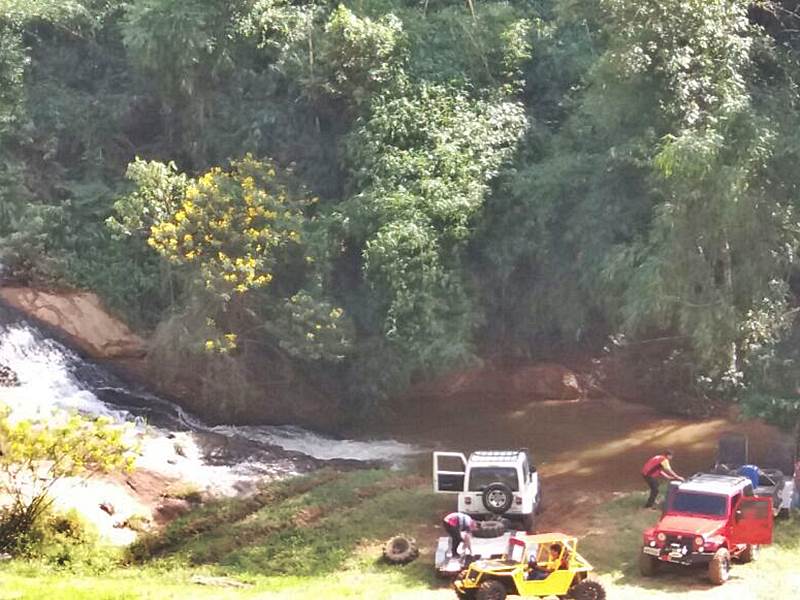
[{"xmin": 442, "ymin": 512, "xmax": 477, "ymax": 558}]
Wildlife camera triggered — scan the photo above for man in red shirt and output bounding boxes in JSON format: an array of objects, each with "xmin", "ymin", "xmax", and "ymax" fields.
[{"xmin": 641, "ymin": 450, "xmax": 684, "ymax": 508}]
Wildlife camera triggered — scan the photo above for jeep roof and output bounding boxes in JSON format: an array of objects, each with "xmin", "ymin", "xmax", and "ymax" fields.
[
  {"xmin": 467, "ymin": 450, "xmax": 529, "ymax": 465},
  {"xmin": 678, "ymin": 473, "xmax": 752, "ymax": 496}
]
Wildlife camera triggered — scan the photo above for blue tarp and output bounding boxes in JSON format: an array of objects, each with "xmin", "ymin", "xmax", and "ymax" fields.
[{"xmin": 737, "ymin": 464, "xmax": 760, "ymax": 489}]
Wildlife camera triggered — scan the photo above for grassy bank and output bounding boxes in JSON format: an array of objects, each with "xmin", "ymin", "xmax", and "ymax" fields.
[
  {"xmin": 0, "ymin": 469, "xmax": 448, "ymax": 599},
  {"xmin": 0, "ymin": 470, "xmax": 798, "ymax": 599}
]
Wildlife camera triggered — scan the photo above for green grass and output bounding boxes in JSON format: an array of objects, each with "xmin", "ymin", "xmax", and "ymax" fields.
[
  {"xmin": 1, "ymin": 474, "xmax": 798, "ymax": 599},
  {"xmin": 0, "ymin": 469, "xmax": 449, "ymax": 599}
]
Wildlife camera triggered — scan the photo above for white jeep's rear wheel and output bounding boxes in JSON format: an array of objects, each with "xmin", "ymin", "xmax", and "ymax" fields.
[{"xmin": 482, "ymin": 483, "xmax": 514, "ymax": 514}]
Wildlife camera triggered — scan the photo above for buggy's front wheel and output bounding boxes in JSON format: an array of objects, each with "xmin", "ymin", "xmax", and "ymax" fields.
[
  {"xmin": 570, "ymin": 578, "xmax": 606, "ymax": 600},
  {"xmin": 475, "ymin": 579, "xmax": 507, "ymax": 600}
]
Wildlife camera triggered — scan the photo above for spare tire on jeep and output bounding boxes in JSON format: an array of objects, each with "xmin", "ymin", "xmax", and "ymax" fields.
[
  {"xmin": 482, "ymin": 482, "xmax": 514, "ymax": 514},
  {"xmin": 383, "ymin": 534, "xmax": 419, "ymax": 564},
  {"xmin": 473, "ymin": 520, "xmax": 505, "ymax": 538}
]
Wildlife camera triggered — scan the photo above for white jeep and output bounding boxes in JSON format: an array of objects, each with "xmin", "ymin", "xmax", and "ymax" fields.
[{"xmin": 433, "ymin": 449, "xmax": 541, "ymax": 531}]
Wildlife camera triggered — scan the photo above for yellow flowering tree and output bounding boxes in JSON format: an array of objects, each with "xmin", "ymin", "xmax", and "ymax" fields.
[
  {"xmin": 0, "ymin": 406, "xmax": 136, "ymax": 552},
  {"xmin": 147, "ymin": 155, "xmax": 303, "ymax": 301},
  {"xmin": 113, "ymin": 155, "xmax": 351, "ymax": 359}
]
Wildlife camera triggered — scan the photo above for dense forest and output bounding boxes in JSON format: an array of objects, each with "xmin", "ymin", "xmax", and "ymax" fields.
[{"xmin": 3, "ymin": 0, "xmax": 800, "ymax": 432}]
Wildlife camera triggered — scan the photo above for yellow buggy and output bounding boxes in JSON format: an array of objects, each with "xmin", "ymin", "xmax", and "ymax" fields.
[{"xmin": 453, "ymin": 532, "xmax": 605, "ymax": 600}]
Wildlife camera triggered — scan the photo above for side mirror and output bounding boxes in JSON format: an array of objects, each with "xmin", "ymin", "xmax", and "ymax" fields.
[
  {"xmin": 734, "ymin": 509, "xmax": 743, "ymax": 522},
  {"xmin": 530, "ymin": 465, "xmax": 537, "ymax": 474}
]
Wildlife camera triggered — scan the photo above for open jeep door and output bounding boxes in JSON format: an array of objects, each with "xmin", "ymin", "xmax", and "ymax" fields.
[
  {"xmin": 730, "ymin": 496, "xmax": 773, "ymax": 546},
  {"xmin": 433, "ymin": 452, "xmax": 466, "ymax": 493}
]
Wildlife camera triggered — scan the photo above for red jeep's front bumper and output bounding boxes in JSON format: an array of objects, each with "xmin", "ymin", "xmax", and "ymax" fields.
[{"xmin": 641, "ymin": 545, "xmax": 715, "ymax": 566}]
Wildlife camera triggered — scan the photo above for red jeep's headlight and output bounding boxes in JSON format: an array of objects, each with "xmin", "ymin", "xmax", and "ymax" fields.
[
  {"xmin": 656, "ymin": 533, "xmax": 666, "ymax": 543},
  {"xmin": 694, "ymin": 536, "xmax": 704, "ymax": 548}
]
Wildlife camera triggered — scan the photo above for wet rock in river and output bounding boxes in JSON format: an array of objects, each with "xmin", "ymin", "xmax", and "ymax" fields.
[{"xmin": 0, "ymin": 363, "xmax": 19, "ymax": 387}]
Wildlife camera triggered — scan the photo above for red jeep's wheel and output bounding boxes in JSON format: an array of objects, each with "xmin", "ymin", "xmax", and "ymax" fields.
[
  {"xmin": 638, "ymin": 552, "xmax": 659, "ymax": 576},
  {"xmin": 708, "ymin": 548, "xmax": 731, "ymax": 585},
  {"xmin": 476, "ymin": 579, "xmax": 507, "ymax": 600},
  {"xmin": 740, "ymin": 544, "xmax": 759, "ymax": 563}
]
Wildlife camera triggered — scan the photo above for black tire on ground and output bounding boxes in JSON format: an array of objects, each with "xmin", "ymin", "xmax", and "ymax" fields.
[
  {"xmin": 474, "ymin": 520, "xmax": 506, "ymax": 538},
  {"xmin": 740, "ymin": 544, "xmax": 759, "ymax": 563},
  {"xmin": 482, "ymin": 483, "xmax": 514, "ymax": 515},
  {"xmin": 455, "ymin": 590, "xmax": 475, "ymax": 600},
  {"xmin": 570, "ymin": 578, "xmax": 606, "ymax": 600},
  {"xmin": 476, "ymin": 579, "xmax": 507, "ymax": 600},
  {"xmin": 708, "ymin": 547, "xmax": 731, "ymax": 585},
  {"xmin": 522, "ymin": 512, "xmax": 535, "ymax": 533},
  {"xmin": 382, "ymin": 534, "xmax": 419, "ymax": 565},
  {"xmin": 638, "ymin": 552, "xmax": 659, "ymax": 576}
]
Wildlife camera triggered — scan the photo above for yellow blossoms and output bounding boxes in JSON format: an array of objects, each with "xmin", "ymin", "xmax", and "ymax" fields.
[{"xmin": 147, "ymin": 156, "xmax": 304, "ymax": 297}]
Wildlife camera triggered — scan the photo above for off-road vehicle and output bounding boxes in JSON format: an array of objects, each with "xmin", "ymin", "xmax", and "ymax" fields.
[
  {"xmin": 453, "ymin": 532, "xmax": 605, "ymax": 600},
  {"xmin": 711, "ymin": 432, "xmax": 794, "ymax": 517},
  {"xmin": 640, "ymin": 473, "xmax": 773, "ymax": 585},
  {"xmin": 433, "ymin": 450, "xmax": 540, "ymax": 531}
]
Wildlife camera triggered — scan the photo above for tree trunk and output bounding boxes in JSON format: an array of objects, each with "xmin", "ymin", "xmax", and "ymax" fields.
[{"xmin": 721, "ymin": 234, "xmax": 738, "ymax": 375}]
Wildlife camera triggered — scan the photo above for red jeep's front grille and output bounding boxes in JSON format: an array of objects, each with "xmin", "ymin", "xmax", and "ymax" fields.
[{"xmin": 664, "ymin": 535, "xmax": 692, "ymax": 558}]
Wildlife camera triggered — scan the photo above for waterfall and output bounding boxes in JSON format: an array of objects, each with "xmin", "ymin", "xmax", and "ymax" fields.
[{"xmin": 0, "ymin": 301, "xmax": 417, "ymax": 495}]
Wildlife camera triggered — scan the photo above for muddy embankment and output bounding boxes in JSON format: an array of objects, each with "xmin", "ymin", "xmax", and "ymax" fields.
[{"xmin": 0, "ymin": 286, "xmax": 337, "ymax": 432}]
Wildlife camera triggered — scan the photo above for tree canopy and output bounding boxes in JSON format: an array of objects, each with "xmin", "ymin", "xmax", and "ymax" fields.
[{"xmin": 5, "ymin": 0, "xmax": 800, "ymax": 431}]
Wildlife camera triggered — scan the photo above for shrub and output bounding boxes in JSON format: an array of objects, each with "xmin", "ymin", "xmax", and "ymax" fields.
[{"xmin": 0, "ymin": 406, "xmax": 137, "ymax": 553}]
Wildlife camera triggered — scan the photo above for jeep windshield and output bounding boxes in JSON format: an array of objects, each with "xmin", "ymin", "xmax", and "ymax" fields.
[
  {"xmin": 669, "ymin": 491, "xmax": 727, "ymax": 516},
  {"xmin": 468, "ymin": 467, "xmax": 519, "ymax": 491}
]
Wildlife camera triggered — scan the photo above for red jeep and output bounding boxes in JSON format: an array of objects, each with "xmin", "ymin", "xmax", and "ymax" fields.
[{"xmin": 639, "ymin": 473, "xmax": 773, "ymax": 585}]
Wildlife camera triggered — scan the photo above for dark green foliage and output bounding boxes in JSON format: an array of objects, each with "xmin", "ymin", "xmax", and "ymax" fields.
[{"xmin": 6, "ymin": 0, "xmax": 800, "ymax": 418}]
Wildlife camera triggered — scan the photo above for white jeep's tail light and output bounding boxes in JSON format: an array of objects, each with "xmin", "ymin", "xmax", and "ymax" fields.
[
  {"xmin": 694, "ymin": 536, "xmax": 704, "ymax": 548},
  {"xmin": 464, "ymin": 497, "xmax": 472, "ymax": 505},
  {"xmin": 515, "ymin": 497, "xmax": 522, "ymax": 505}
]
